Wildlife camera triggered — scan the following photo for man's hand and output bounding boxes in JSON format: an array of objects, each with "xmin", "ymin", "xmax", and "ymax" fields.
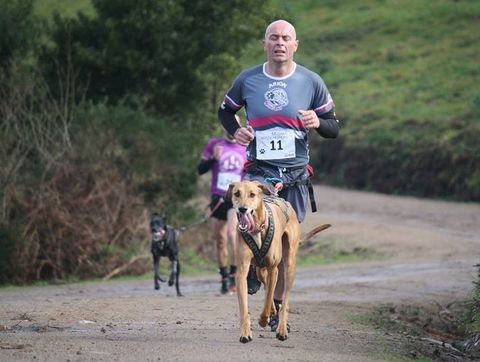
[
  {"xmin": 234, "ymin": 126, "xmax": 255, "ymax": 146},
  {"xmin": 298, "ymin": 110, "xmax": 320, "ymax": 129}
]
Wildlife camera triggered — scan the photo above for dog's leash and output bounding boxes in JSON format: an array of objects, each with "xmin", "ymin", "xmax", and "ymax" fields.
[
  {"xmin": 265, "ymin": 176, "xmax": 317, "ymax": 213},
  {"xmin": 264, "ymin": 177, "xmax": 284, "ymax": 195},
  {"xmin": 178, "ymin": 197, "xmax": 224, "ymax": 231}
]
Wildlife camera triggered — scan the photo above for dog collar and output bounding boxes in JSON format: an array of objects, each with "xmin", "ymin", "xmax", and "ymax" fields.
[
  {"xmin": 240, "ymin": 203, "xmax": 275, "ymax": 268},
  {"xmin": 249, "ymin": 209, "xmax": 268, "ymax": 235}
]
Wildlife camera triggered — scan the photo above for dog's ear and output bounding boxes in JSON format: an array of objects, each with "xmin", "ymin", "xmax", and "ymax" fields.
[
  {"xmin": 225, "ymin": 183, "xmax": 235, "ymax": 202},
  {"xmin": 161, "ymin": 215, "xmax": 167, "ymax": 230},
  {"xmin": 253, "ymin": 181, "xmax": 272, "ymax": 196}
]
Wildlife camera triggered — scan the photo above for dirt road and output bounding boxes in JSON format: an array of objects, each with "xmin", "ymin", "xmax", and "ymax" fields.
[{"xmin": 1, "ymin": 185, "xmax": 479, "ymax": 361}]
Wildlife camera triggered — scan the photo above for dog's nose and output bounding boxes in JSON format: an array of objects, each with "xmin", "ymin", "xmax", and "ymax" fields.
[{"xmin": 238, "ymin": 207, "xmax": 247, "ymax": 214}]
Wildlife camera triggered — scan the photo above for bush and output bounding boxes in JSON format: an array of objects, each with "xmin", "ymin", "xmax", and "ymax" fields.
[
  {"xmin": 1, "ymin": 159, "xmax": 150, "ymax": 283},
  {"xmin": 312, "ymin": 123, "xmax": 480, "ymax": 202}
]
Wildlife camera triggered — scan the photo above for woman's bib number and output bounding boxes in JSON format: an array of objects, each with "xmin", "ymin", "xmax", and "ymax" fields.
[{"xmin": 217, "ymin": 172, "xmax": 241, "ymax": 191}]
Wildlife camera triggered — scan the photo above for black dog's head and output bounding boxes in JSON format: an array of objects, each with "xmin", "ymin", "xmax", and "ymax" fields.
[{"xmin": 150, "ymin": 213, "xmax": 167, "ymax": 242}]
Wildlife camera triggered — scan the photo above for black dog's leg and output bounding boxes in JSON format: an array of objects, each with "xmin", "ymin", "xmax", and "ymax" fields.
[
  {"xmin": 168, "ymin": 259, "xmax": 176, "ymax": 286},
  {"xmin": 153, "ymin": 253, "xmax": 161, "ymax": 290},
  {"xmin": 169, "ymin": 258, "xmax": 183, "ymax": 296},
  {"xmin": 175, "ymin": 260, "xmax": 183, "ymax": 297}
]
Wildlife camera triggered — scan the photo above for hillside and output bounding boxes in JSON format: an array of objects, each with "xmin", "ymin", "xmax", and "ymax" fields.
[
  {"xmin": 32, "ymin": 0, "xmax": 480, "ymax": 200},
  {"xmin": 269, "ymin": 0, "xmax": 480, "ymax": 200}
]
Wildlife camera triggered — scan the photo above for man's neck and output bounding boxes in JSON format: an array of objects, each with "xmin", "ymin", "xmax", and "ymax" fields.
[{"xmin": 265, "ymin": 61, "xmax": 295, "ymax": 78}]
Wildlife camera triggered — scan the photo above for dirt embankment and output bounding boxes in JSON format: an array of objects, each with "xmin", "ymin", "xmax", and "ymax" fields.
[{"xmin": 1, "ymin": 185, "xmax": 479, "ymax": 361}]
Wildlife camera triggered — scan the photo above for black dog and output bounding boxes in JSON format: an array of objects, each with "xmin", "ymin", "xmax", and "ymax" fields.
[{"xmin": 150, "ymin": 213, "xmax": 183, "ymax": 296}]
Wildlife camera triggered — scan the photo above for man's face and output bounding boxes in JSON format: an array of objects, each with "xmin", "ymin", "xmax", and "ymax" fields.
[{"xmin": 263, "ymin": 21, "xmax": 298, "ymax": 64}]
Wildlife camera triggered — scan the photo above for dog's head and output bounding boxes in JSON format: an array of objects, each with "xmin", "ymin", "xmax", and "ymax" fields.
[
  {"xmin": 150, "ymin": 213, "xmax": 167, "ymax": 241},
  {"xmin": 227, "ymin": 181, "xmax": 271, "ymax": 233}
]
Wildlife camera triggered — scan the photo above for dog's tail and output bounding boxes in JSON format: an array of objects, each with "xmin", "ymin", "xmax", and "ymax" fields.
[{"xmin": 301, "ymin": 224, "xmax": 331, "ymax": 244}]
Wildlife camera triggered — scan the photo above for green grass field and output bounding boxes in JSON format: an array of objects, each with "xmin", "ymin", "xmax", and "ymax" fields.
[
  {"xmin": 34, "ymin": 0, "xmax": 479, "ymax": 148},
  {"xmin": 280, "ymin": 0, "xmax": 479, "ymax": 138},
  {"xmin": 33, "ymin": 0, "xmax": 93, "ymax": 19}
]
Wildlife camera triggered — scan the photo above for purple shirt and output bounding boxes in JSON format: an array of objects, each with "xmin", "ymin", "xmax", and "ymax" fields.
[{"xmin": 202, "ymin": 138, "xmax": 247, "ymax": 197}]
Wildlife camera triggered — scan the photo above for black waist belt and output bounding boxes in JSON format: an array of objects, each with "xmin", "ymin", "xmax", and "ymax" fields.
[
  {"xmin": 307, "ymin": 180, "xmax": 317, "ymax": 213},
  {"xmin": 246, "ymin": 162, "xmax": 317, "ymax": 213}
]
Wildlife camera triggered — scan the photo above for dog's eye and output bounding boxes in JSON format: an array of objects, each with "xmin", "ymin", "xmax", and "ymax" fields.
[
  {"xmin": 234, "ymin": 191, "xmax": 241, "ymax": 197},
  {"xmin": 249, "ymin": 192, "xmax": 256, "ymax": 198}
]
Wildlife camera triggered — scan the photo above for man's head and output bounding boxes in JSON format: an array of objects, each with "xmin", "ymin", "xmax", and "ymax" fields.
[{"xmin": 263, "ymin": 20, "xmax": 298, "ymax": 65}]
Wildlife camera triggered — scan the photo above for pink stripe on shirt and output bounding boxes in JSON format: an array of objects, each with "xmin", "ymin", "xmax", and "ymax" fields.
[
  {"xmin": 249, "ymin": 115, "xmax": 305, "ymax": 129},
  {"xmin": 314, "ymin": 99, "xmax": 335, "ymax": 114},
  {"xmin": 224, "ymin": 95, "xmax": 242, "ymax": 110}
]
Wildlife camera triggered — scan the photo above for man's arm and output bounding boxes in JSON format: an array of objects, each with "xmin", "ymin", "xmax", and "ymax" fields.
[
  {"xmin": 218, "ymin": 102, "xmax": 240, "ymax": 137},
  {"xmin": 218, "ymin": 103, "xmax": 254, "ymax": 146},
  {"xmin": 316, "ymin": 110, "xmax": 339, "ymax": 138}
]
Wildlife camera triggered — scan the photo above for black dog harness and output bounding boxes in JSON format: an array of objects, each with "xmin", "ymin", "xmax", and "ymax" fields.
[
  {"xmin": 239, "ymin": 196, "xmax": 290, "ymax": 268},
  {"xmin": 240, "ymin": 203, "xmax": 274, "ymax": 268}
]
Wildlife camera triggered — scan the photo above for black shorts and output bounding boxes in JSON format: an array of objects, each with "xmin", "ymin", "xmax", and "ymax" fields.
[{"xmin": 210, "ymin": 194, "xmax": 233, "ymax": 221}]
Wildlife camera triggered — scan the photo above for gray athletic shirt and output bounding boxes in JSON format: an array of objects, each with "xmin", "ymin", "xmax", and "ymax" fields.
[{"xmin": 223, "ymin": 63, "xmax": 334, "ymax": 168}]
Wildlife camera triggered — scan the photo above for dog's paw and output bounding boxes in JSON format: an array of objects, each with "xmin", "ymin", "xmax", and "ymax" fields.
[
  {"xmin": 258, "ymin": 315, "xmax": 268, "ymax": 328},
  {"xmin": 239, "ymin": 335, "xmax": 252, "ymax": 343},
  {"xmin": 154, "ymin": 283, "xmax": 160, "ymax": 290},
  {"xmin": 276, "ymin": 323, "xmax": 290, "ymax": 341},
  {"xmin": 168, "ymin": 279, "xmax": 174, "ymax": 286}
]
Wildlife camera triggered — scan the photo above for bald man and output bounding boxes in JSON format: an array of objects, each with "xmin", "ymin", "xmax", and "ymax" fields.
[{"xmin": 218, "ymin": 19, "xmax": 340, "ymax": 329}]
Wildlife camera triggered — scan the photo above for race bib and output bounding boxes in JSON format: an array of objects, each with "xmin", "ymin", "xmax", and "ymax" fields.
[
  {"xmin": 217, "ymin": 172, "xmax": 241, "ymax": 191},
  {"xmin": 256, "ymin": 129, "xmax": 296, "ymax": 160}
]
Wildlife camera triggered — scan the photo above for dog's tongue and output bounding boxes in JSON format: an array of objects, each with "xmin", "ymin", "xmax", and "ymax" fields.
[{"xmin": 239, "ymin": 212, "xmax": 255, "ymax": 233}]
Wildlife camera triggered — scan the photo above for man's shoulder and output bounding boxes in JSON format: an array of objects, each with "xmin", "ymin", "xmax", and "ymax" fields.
[
  {"xmin": 236, "ymin": 64, "xmax": 264, "ymax": 80},
  {"xmin": 295, "ymin": 63, "xmax": 323, "ymax": 81}
]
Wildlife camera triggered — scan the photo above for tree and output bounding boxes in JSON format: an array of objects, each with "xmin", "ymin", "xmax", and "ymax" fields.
[
  {"xmin": 0, "ymin": 0, "xmax": 38, "ymax": 76},
  {"xmin": 42, "ymin": 0, "xmax": 275, "ymax": 115}
]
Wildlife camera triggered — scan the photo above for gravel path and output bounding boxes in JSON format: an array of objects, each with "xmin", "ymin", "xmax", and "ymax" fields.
[{"xmin": 1, "ymin": 185, "xmax": 479, "ymax": 361}]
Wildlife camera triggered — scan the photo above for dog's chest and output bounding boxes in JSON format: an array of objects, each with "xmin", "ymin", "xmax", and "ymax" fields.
[
  {"xmin": 152, "ymin": 228, "xmax": 178, "ymax": 257},
  {"xmin": 152, "ymin": 239, "xmax": 169, "ymax": 255}
]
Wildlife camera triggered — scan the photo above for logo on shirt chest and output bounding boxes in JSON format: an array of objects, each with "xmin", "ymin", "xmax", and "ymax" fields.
[
  {"xmin": 264, "ymin": 86, "xmax": 289, "ymax": 111},
  {"xmin": 220, "ymin": 152, "xmax": 242, "ymax": 171}
]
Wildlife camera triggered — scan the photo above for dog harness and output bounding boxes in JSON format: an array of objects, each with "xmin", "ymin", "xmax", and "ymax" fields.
[{"xmin": 239, "ymin": 196, "xmax": 290, "ymax": 268}]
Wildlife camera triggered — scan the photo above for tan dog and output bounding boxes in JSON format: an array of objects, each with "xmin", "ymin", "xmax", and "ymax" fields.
[{"xmin": 227, "ymin": 180, "xmax": 308, "ymax": 343}]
